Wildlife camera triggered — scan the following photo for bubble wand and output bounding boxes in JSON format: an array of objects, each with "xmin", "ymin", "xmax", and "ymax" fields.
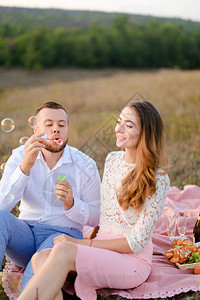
[{"xmin": 42, "ymin": 134, "xmax": 63, "ymax": 146}]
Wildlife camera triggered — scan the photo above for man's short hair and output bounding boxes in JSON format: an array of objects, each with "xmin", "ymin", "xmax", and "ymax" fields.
[
  {"xmin": 35, "ymin": 102, "xmax": 69, "ymax": 125},
  {"xmin": 35, "ymin": 102, "xmax": 68, "ymax": 115}
]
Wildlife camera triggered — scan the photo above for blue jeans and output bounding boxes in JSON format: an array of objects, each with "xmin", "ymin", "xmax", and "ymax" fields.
[{"xmin": 0, "ymin": 210, "xmax": 83, "ymax": 292}]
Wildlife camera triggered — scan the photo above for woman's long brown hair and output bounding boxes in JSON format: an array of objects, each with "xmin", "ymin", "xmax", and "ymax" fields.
[{"xmin": 117, "ymin": 101, "xmax": 167, "ymax": 211}]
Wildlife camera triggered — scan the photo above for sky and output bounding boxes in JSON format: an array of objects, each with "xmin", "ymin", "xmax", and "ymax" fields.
[{"xmin": 0, "ymin": 0, "xmax": 200, "ymax": 22}]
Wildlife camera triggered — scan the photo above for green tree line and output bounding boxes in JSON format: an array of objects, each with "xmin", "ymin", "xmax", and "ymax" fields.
[{"xmin": 0, "ymin": 15, "xmax": 200, "ymax": 70}]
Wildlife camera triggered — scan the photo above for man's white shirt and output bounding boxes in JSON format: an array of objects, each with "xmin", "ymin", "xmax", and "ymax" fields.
[{"xmin": 0, "ymin": 145, "xmax": 100, "ymax": 230}]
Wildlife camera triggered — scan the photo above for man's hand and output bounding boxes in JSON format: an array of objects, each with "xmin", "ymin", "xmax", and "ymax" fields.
[
  {"xmin": 55, "ymin": 180, "xmax": 74, "ymax": 209},
  {"xmin": 20, "ymin": 133, "xmax": 46, "ymax": 175}
]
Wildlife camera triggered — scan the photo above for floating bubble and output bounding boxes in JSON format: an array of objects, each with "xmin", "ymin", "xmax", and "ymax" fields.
[
  {"xmin": 8, "ymin": 193, "xmax": 15, "ymax": 204},
  {"xmin": 19, "ymin": 136, "xmax": 29, "ymax": 145},
  {"xmin": 0, "ymin": 163, "xmax": 6, "ymax": 172},
  {"xmin": 28, "ymin": 116, "xmax": 38, "ymax": 128},
  {"xmin": 2, "ymin": 192, "xmax": 15, "ymax": 204},
  {"xmin": 0, "ymin": 190, "xmax": 15, "ymax": 203},
  {"xmin": 1, "ymin": 118, "xmax": 15, "ymax": 132}
]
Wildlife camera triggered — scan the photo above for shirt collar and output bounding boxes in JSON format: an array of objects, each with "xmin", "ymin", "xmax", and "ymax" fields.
[{"xmin": 36, "ymin": 145, "xmax": 72, "ymax": 167}]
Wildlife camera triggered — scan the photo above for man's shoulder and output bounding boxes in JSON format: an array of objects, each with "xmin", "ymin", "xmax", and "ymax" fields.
[{"xmin": 68, "ymin": 145, "xmax": 96, "ymax": 166}]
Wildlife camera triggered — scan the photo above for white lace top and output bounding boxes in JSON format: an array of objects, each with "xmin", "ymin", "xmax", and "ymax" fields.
[{"xmin": 99, "ymin": 151, "xmax": 170, "ymax": 254}]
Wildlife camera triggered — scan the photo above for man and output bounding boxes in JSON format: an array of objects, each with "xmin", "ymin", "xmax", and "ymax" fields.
[{"xmin": 0, "ymin": 102, "xmax": 100, "ymax": 291}]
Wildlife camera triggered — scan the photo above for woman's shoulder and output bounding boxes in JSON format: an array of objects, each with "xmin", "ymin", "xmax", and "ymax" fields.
[
  {"xmin": 104, "ymin": 151, "xmax": 123, "ymax": 169},
  {"xmin": 105, "ymin": 151, "xmax": 123, "ymax": 162}
]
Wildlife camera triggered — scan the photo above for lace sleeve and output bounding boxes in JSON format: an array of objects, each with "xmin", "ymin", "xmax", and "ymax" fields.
[{"xmin": 126, "ymin": 171, "xmax": 170, "ymax": 254}]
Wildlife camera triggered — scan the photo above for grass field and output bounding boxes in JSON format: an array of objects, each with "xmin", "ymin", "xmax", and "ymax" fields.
[{"xmin": 0, "ymin": 68, "xmax": 200, "ymax": 299}]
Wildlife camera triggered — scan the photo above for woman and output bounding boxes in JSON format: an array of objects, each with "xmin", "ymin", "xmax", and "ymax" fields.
[{"xmin": 18, "ymin": 101, "xmax": 170, "ymax": 300}]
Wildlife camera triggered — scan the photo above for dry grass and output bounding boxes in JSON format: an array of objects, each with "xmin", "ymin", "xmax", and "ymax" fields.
[
  {"xmin": 0, "ymin": 68, "xmax": 200, "ymax": 299},
  {"xmin": 0, "ymin": 68, "xmax": 199, "ymax": 187}
]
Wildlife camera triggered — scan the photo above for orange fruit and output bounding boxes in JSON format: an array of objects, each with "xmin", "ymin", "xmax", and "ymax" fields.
[{"xmin": 194, "ymin": 267, "xmax": 200, "ymax": 275}]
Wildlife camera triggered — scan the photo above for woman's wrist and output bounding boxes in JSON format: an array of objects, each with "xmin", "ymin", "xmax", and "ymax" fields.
[
  {"xmin": 78, "ymin": 238, "xmax": 91, "ymax": 246},
  {"xmin": 80, "ymin": 239, "xmax": 93, "ymax": 246}
]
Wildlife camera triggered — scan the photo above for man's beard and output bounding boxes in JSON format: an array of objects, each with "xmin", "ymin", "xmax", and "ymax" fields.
[{"xmin": 45, "ymin": 138, "xmax": 68, "ymax": 153}]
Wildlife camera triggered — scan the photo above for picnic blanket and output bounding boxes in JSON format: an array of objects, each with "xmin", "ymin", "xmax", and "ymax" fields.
[
  {"xmin": 99, "ymin": 184, "xmax": 200, "ymax": 299},
  {"xmin": 1, "ymin": 184, "xmax": 200, "ymax": 299}
]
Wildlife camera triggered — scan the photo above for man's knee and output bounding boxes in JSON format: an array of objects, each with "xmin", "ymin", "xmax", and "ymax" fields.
[
  {"xmin": 0, "ymin": 210, "xmax": 11, "ymax": 231},
  {"xmin": 0, "ymin": 210, "xmax": 20, "ymax": 238},
  {"xmin": 0, "ymin": 209, "xmax": 11, "ymax": 221}
]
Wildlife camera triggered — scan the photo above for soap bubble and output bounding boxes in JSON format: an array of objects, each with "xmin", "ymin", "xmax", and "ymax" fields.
[
  {"xmin": 42, "ymin": 173, "xmax": 76, "ymax": 208},
  {"xmin": 1, "ymin": 118, "xmax": 15, "ymax": 132},
  {"xmin": 7, "ymin": 193, "xmax": 15, "ymax": 204},
  {"xmin": 19, "ymin": 136, "xmax": 29, "ymax": 145},
  {"xmin": 54, "ymin": 139, "xmax": 63, "ymax": 146},
  {"xmin": 1, "ymin": 192, "xmax": 15, "ymax": 204},
  {"xmin": 0, "ymin": 163, "xmax": 6, "ymax": 172},
  {"xmin": 28, "ymin": 116, "xmax": 38, "ymax": 128}
]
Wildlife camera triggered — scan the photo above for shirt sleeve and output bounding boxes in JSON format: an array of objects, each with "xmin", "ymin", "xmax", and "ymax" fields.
[
  {"xmin": 125, "ymin": 171, "xmax": 170, "ymax": 253},
  {"xmin": 63, "ymin": 159, "xmax": 101, "ymax": 227},
  {"xmin": 0, "ymin": 148, "xmax": 30, "ymax": 211}
]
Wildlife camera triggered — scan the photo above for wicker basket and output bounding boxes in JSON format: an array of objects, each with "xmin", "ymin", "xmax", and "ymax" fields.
[{"xmin": 176, "ymin": 262, "xmax": 200, "ymax": 270}]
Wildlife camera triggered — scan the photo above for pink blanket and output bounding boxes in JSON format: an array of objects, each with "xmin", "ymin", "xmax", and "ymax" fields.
[
  {"xmin": 99, "ymin": 185, "xmax": 200, "ymax": 299},
  {"xmin": 2, "ymin": 185, "xmax": 200, "ymax": 299}
]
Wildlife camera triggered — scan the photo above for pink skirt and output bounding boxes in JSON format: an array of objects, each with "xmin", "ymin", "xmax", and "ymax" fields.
[{"xmin": 63, "ymin": 230, "xmax": 153, "ymax": 300}]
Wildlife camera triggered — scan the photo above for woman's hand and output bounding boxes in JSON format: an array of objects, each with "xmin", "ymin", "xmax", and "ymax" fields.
[
  {"xmin": 53, "ymin": 234, "xmax": 90, "ymax": 246},
  {"xmin": 53, "ymin": 234, "xmax": 78, "ymax": 245}
]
